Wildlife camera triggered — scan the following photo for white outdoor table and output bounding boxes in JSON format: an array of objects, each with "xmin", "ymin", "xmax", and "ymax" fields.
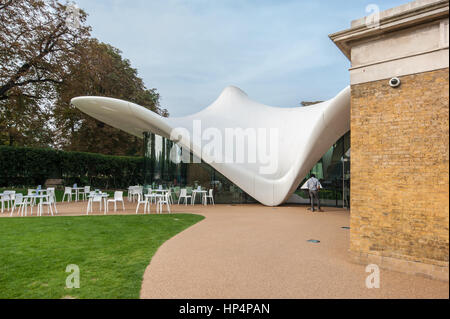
[
  {"xmin": 147, "ymin": 193, "xmax": 171, "ymax": 214},
  {"xmin": 128, "ymin": 187, "xmax": 143, "ymax": 202},
  {"xmin": 29, "ymin": 189, "xmax": 47, "ymax": 196},
  {"xmin": 144, "ymin": 190, "xmax": 160, "ymax": 204},
  {"xmin": 191, "ymin": 190, "xmax": 207, "ymax": 205},
  {"xmin": 152, "ymin": 190, "xmax": 168, "ymax": 199},
  {"xmin": 143, "ymin": 194, "xmax": 158, "ymax": 213},
  {"xmin": 23, "ymin": 194, "xmax": 54, "ymax": 216},
  {"xmin": 153, "ymin": 189, "xmax": 169, "ymax": 193},
  {"xmin": 87, "ymin": 193, "xmax": 109, "ymax": 214},
  {"xmin": 147, "ymin": 192, "xmax": 166, "ymax": 200},
  {"xmin": 72, "ymin": 187, "xmax": 85, "ymax": 202}
]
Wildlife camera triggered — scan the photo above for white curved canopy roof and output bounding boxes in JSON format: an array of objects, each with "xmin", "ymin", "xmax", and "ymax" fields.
[{"xmin": 71, "ymin": 86, "xmax": 350, "ymax": 206}]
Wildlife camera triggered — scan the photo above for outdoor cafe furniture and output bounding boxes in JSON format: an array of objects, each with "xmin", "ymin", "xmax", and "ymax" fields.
[
  {"xmin": 0, "ymin": 192, "xmax": 6, "ymax": 213},
  {"xmin": 191, "ymin": 187, "xmax": 207, "ymax": 205},
  {"xmin": 71, "ymin": 184, "xmax": 86, "ymax": 202},
  {"xmin": 151, "ymin": 189, "xmax": 170, "ymax": 204},
  {"xmin": 137, "ymin": 193, "xmax": 150, "ymax": 214},
  {"xmin": 27, "ymin": 189, "xmax": 37, "ymax": 205},
  {"xmin": 156, "ymin": 190, "xmax": 171, "ymax": 214},
  {"xmin": 78, "ymin": 186, "xmax": 91, "ymax": 201},
  {"xmin": 153, "ymin": 188, "xmax": 169, "ymax": 196},
  {"xmin": 62, "ymin": 187, "xmax": 72, "ymax": 202},
  {"xmin": 34, "ymin": 192, "xmax": 56, "ymax": 216},
  {"xmin": 10, "ymin": 193, "xmax": 27, "ymax": 216},
  {"xmin": 146, "ymin": 188, "xmax": 158, "ymax": 204},
  {"xmin": 167, "ymin": 188, "xmax": 176, "ymax": 205},
  {"xmin": 204, "ymin": 189, "xmax": 215, "ymax": 205},
  {"xmin": 0, "ymin": 190, "xmax": 15, "ymax": 213},
  {"xmin": 107, "ymin": 191, "xmax": 125, "ymax": 212},
  {"xmin": 17, "ymin": 193, "xmax": 55, "ymax": 217},
  {"xmin": 86, "ymin": 191, "xmax": 109, "ymax": 215},
  {"xmin": 171, "ymin": 186, "xmax": 180, "ymax": 202},
  {"xmin": 127, "ymin": 186, "xmax": 134, "ymax": 201},
  {"xmin": 44, "ymin": 188, "xmax": 58, "ymax": 214},
  {"xmin": 27, "ymin": 187, "xmax": 48, "ymax": 206},
  {"xmin": 177, "ymin": 188, "xmax": 191, "ymax": 205},
  {"xmin": 128, "ymin": 186, "xmax": 143, "ymax": 202}
]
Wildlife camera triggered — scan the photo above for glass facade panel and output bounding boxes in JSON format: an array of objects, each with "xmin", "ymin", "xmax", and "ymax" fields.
[
  {"xmin": 143, "ymin": 131, "xmax": 350, "ymax": 206},
  {"xmin": 142, "ymin": 132, "xmax": 256, "ymax": 204},
  {"xmin": 290, "ymin": 131, "xmax": 350, "ymax": 207}
]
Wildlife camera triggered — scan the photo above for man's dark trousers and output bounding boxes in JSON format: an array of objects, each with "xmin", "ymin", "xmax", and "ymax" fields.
[{"xmin": 309, "ymin": 190, "xmax": 320, "ymax": 211}]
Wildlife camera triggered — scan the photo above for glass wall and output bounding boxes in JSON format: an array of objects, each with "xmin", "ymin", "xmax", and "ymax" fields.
[
  {"xmin": 142, "ymin": 131, "xmax": 350, "ymax": 206},
  {"xmin": 142, "ymin": 132, "xmax": 256, "ymax": 204},
  {"xmin": 143, "ymin": 132, "xmax": 185, "ymax": 187},
  {"xmin": 289, "ymin": 131, "xmax": 350, "ymax": 207}
]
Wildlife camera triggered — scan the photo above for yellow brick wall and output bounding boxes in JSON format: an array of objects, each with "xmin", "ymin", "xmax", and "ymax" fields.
[{"xmin": 350, "ymin": 68, "xmax": 449, "ymax": 267}]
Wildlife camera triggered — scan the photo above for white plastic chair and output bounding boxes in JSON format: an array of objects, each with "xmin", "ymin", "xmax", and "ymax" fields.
[
  {"xmin": 168, "ymin": 188, "xmax": 175, "ymax": 205},
  {"xmin": 107, "ymin": 191, "xmax": 125, "ymax": 212},
  {"xmin": 45, "ymin": 188, "xmax": 58, "ymax": 214},
  {"xmin": 146, "ymin": 188, "xmax": 157, "ymax": 204},
  {"xmin": 135, "ymin": 193, "xmax": 149, "ymax": 214},
  {"xmin": 71, "ymin": 186, "xmax": 79, "ymax": 201},
  {"xmin": 157, "ymin": 191, "xmax": 171, "ymax": 214},
  {"xmin": 178, "ymin": 188, "xmax": 191, "ymax": 205},
  {"xmin": 1, "ymin": 190, "xmax": 15, "ymax": 213},
  {"xmin": 40, "ymin": 194, "xmax": 55, "ymax": 216},
  {"xmin": 130, "ymin": 186, "xmax": 142, "ymax": 203},
  {"xmin": 10, "ymin": 193, "xmax": 27, "ymax": 216},
  {"xmin": 62, "ymin": 187, "xmax": 72, "ymax": 202},
  {"xmin": 204, "ymin": 189, "xmax": 215, "ymax": 205},
  {"xmin": 79, "ymin": 186, "xmax": 90, "ymax": 201},
  {"xmin": 0, "ymin": 194, "xmax": 7, "ymax": 213},
  {"xmin": 127, "ymin": 186, "xmax": 135, "ymax": 202},
  {"xmin": 27, "ymin": 189, "xmax": 38, "ymax": 206},
  {"xmin": 87, "ymin": 192, "xmax": 103, "ymax": 215}
]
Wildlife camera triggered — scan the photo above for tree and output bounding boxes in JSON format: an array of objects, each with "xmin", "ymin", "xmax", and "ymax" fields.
[
  {"xmin": 0, "ymin": 1, "xmax": 165, "ymax": 154},
  {"xmin": 54, "ymin": 39, "xmax": 166, "ymax": 156},
  {"xmin": 0, "ymin": 94, "xmax": 53, "ymax": 146},
  {"xmin": 0, "ymin": 0, "xmax": 90, "ymax": 101},
  {"xmin": 0, "ymin": 0, "xmax": 90, "ymax": 147}
]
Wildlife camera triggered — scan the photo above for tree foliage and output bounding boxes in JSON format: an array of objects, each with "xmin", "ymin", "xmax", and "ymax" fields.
[
  {"xmin": 0, "ymin": 94, "xmax": 53, "ymax": 146},
  {"xmin": 54, "ymin": 39, "xmax": 167, "ymax": 155},
  {"xmin": 0, "ymin": 0, "xmax": 91, "ymax": 101},
  {"xmin": 0, "ymin": 0, "xmax": 90, "ymax": 147},
  {"xmin": 0, "ymin": 1, "xmax": 165, "ymax": 156}
]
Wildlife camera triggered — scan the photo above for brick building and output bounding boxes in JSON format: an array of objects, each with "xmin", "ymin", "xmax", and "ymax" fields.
[{"xmin": 330, "ymin": 0, "xmax": 449, "ymax": 281}]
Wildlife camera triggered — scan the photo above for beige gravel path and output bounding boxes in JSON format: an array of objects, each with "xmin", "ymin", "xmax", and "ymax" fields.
[
  {"xmin": 139, "ymin": 204, "xmax": 449, "ymax": 299},
  {"xmin": 2, "ymin": 201, "xmax": 447, "ymax": 298}
]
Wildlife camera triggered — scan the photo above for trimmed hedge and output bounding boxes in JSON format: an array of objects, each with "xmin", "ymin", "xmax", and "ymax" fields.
[{"xmin": 0, "ymin": 146, "xmax": 144, "ymax": 189}]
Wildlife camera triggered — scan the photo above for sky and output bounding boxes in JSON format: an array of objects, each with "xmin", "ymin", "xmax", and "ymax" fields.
[{"xmin": 74, "ymin": 0, "xmax": 412, "ymax": 117}]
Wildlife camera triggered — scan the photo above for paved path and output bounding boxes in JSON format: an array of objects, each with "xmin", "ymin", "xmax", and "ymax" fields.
[
  {"xmin": 140, "ymin": 205, "xmax": 449, "ymax": 299},
  {"xmin": 3, "ymin": 201, "xmax": 447, "ymax": 298}
]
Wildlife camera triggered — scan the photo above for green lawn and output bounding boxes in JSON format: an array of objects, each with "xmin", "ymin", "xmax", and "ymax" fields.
[{"xmin": 0, "ymin": 214, "xmax": 204, "ymax": 299}]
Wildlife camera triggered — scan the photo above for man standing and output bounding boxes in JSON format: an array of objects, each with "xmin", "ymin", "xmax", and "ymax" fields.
[{"xmin": 306, "ymin": 174, "xmax": 323, "ymax": 212}]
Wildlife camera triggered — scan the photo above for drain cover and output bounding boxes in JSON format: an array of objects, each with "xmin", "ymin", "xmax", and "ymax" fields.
[
  {"xmin": 307, "ymin": 239, "xmax": 320, "ymax": 243},
  {"xmin": 341, "ymin": 227, "xmax": 350, "ymax": 229}
]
